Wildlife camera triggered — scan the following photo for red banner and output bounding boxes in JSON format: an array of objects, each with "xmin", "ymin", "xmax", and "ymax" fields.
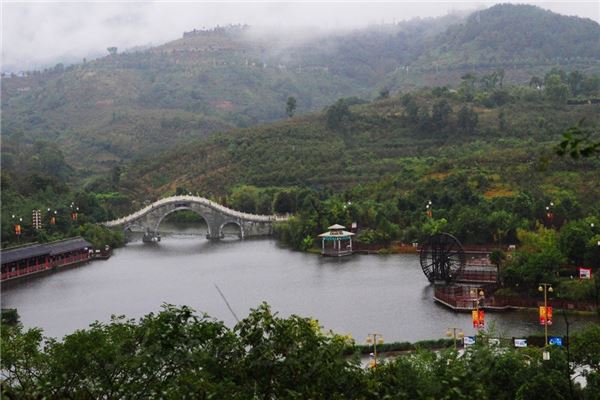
[
  {"xmin": 472, "ymin": 310, "xmax": 485, "ymax": 328},
  {"xmin": 539, "ymin": 306, "xmax": 553, "ymax": 325}
]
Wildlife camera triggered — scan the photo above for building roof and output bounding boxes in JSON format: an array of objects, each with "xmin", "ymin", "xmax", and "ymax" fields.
[
  {"xmin": 1, "ymin": 237, "xmax": 92, "ymax": 265},
  {"xmin": 0, "ymin": 243, "xmax": 50, "ymax": 264},
  {"xmin": 318, "ymin": 230, "xmax": 355, "ymax": 238},
  {"xmin": 48, "ymin": 238, "xmax": 92, "ymax": 256},
  {"xmin": 327, "ymin": 224, "xmax": 346, "ymax": 230}
]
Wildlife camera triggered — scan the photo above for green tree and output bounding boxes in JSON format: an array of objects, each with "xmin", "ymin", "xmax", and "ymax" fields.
[
  {"xmin": 285, "ymin": 96, "xmax": 297, "ymax": 117},
  {"xmin": 545, "ymin": 74, "xmax": 571, "ymax": 104},
  {"xmin": 378, "ymin": 87, "xmax": 390, "ymax": 99},
  {"xmin": 325, "ymin": 99, "xmax": 352, "ymax": 131},
  {"xmin": 273, "ymin": 190, "xmax": 295, "ymax": 214},
  {"xmin": 572, "ymin": 323, "xmax": 600, "ymax": 375},
  {"xmin": 556, "ymin": 124, "xmax": 600, "ymax": 159},
  {"xmin": 567, "ymin": 70, "xmax": 585, "ymax": 96},
  {"xmin": 402, "ymin": 94, "xmax": 419, "ymax": 124},
  {"xmin": 457, "ymin": 106, "xmax": 478, "ymax": 134},
  {"xmin": 431, "ymin": 99, "xmax": 452, "ymax": 129},
  {"xmin": 229, "ymin": 185, "xmax": 259, "ymax": 213}
]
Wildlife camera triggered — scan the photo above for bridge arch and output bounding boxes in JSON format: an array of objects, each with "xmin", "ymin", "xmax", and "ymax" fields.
[
  {"xmin": 219, "ymin": 221, "xmax": 244, "ymax": 239},
  {"xmin": 103, "ymin": 195, "xmax": 285, "ymax": 242},
  {"xmin": 153, "ymin": 206, "xmax": 212, "ymax": 238}
]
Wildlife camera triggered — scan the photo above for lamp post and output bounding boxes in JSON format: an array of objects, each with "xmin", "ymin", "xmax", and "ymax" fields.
[
  {"xmin": 12, "ymin": 214, "xmax": 23, "ymax": 239},
  {"xmin": 446, "ymin": 328, "xmax": 464, "ymax": 349},
  {"xmin": 70, "ymin": 203, "xmax": 79, "ymax": 222},
  {"xmin": 426, "ymin": 200, "xmax": 433, "ymax": 218},
  {"xmin": 545, "ymin": 202, "xmax": 554, "ymax": 226},
  {"xmin": 538, "ymin": 283, "xmax": 554, "ymax": 346},
  {"xmin": 366, "ymin": 333, "xmax": 384, "ymax": 368}
]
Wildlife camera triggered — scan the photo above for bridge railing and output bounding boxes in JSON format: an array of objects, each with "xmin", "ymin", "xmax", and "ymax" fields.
[{"xmin": 103, "ymin": 195, "xmax": 288, "ymax": 227}]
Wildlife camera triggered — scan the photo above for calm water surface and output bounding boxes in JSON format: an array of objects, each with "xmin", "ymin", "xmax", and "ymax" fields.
[{"xmin": 2, "ymin": 232, "xmax": 598, "ymax": 342}]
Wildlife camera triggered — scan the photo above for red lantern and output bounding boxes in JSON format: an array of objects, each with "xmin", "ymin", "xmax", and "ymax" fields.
[
  {"xmin": 15, "ymin": 224, "xmax": 21, "ymax": 235},
  {"xmin": 478, "ymin": 310, "xmax": 485, "ymax": 328},
  {"xmin": 50, "ymin": 216, "xmax": 56, "ymax": 225},
  {"xmin": 71, "ymin": 212, "xmax": 78, "ymax": 221}
]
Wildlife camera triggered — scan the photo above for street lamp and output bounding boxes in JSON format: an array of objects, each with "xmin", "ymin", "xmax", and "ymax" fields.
[
  {"xmin": 11, "ymin": 214, "xmax": 23, "ymax": 238},
  {"xmin": 70, "ymin": 203, "xmax": 79, "ymax": 222},
  {"xmin": 426, "ymin": 200, "xmax": 433, "ymax": 218},
  {"xmin": 49, "ymin": 209, "xmax": 58, "ymax": 225},
  {"xmin": 446, "ymin": 328, "xmax": 464, "ymax": 349},
  {"xmin": 545, "ymin": 202, "xmax": 554, "ymax": 226},
  {"xmin": 538, "ymin": 283, "xmax": 554, "ymax": 346},
  {"xmin": 366, "ymin": 333, "xmax": 384, "ymax": 368}
]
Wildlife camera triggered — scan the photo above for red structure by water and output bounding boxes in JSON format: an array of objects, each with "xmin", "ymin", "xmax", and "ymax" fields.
[{"xmin": 1, "ymin": 237, "xmax": 92, "ymax": 282}]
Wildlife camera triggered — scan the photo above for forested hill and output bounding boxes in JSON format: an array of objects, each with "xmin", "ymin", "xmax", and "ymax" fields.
[
  {"xmin": 2, "ymin": 4, "xmax": 599, "ymax": 172},
  {"xmin": 417, "ymin": 4, "xmax": 600, "ymax": 68},
  {"xmin": 118, "ymin": 78, "xmax": 600, "ymax": 212}
]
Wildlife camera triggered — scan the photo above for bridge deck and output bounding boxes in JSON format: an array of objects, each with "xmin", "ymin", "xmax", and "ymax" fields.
[{"xmin": 103, "ymin": 195, "xmax": 287, "ymax": 227}]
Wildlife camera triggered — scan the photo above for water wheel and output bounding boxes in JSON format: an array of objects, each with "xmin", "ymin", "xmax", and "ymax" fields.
[{"xmin": 419, "ymin": 233, "xmax": 466, "ymax": 284}]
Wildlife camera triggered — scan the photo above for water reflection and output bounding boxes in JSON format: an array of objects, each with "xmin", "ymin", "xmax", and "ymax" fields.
[{"xmin": 2, "ymin": 232, "xmax": 598, "ymax": 342}]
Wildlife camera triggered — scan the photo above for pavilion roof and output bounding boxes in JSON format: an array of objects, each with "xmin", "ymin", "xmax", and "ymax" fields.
[
  {"xmin": 327, "ymin": 224, "xmax": 346, "ymax": 230},
  {"xmin": 318, "ymin": 230, "xmax": 355, "ymax": 238}
]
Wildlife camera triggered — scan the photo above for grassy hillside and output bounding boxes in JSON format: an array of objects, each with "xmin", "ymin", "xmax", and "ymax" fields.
[
  {"xmin": 1, "ymin": 4, "xmax": 599, "ymax": 172},
  {"xmin": 120, "ymin": 81, "xmax": 600, "ymax": 204}
]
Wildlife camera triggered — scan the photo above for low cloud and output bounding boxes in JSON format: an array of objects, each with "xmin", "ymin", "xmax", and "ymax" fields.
[{"xmin": 2, "ymin": 1, "xmax": 598, "ymax": 72}]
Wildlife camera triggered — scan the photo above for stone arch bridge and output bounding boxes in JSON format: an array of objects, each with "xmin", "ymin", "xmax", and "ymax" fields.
[{"xmin": 103, "ymin": 195, "xmax": 288, "ymax": 242}]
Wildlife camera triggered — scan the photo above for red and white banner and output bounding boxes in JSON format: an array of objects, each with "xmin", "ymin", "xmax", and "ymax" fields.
[{"xmin": 579, "ymin": 268, "xmax": 592, "ymax": 280}]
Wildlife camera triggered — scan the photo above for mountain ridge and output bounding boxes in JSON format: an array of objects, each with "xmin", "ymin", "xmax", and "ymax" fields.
[{"xmin": 1, "ymin": 3, "xmax": 599, "ymax": 173}]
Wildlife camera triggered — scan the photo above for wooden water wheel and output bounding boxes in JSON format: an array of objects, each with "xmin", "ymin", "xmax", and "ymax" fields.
[{"xmin": 419, "ymin": 233, "xmax": 466, "ymax": 284}]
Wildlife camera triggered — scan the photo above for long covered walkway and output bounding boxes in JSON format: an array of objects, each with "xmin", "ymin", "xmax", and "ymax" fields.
[{"xmin": 1, "ymin": 237, "xmax": 92, "ymax": 282}]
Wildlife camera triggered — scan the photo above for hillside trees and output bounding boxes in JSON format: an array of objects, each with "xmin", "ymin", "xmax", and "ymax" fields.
[
  {"xmin": 545, "ymin": 74, "xmax": 571, "ymax": 104},
  {"xmin": 431, "ymin": 99, "xmax": 452, "ymax": 129},
  {"xmin": 2, "ymin": 303, "xmax": 598, "ymax": 398},
  {"xmin": 326, "ymin": 99, "xmax": 352, "ymax": 131},
  {"xmin": 286, "ymin": 96, "xmax": 297, "ymax": 117},
  {"xmin": 457, "ymin": 106, "xmax": 478, "ymax": 134}
]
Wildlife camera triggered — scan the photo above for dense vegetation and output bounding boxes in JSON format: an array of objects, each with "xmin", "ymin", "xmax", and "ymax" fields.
[
  {"xmin": 0, "ymin": 137, "xmax": 125, "ymax": 248},
  {"xmin": 1, "ymin": 4, "xmax": 598, "ymax": 172},
  {"xmin": 2, "ymin": 303, "xmax": 600, "ymax": 399},
  {"xmin": 417, "ymin": 4, "xmax": 600, "ymax": 68},
  {"xmin": 3, "ymin": 68, "xmax": 599, "ymax": 255},
  {"xmin": 118, "ymin": 70, "xmax": 600, "ymax": 241}
]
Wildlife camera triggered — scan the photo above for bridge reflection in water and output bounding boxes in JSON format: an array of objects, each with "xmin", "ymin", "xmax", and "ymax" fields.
[{"xmin": 103, "ymin": 195, "xmax": 288, "ymax": 242}]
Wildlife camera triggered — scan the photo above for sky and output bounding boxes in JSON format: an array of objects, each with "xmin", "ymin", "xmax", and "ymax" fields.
[{"xmin": 1, "ymin": 1, "xmax": 599, "ymax": 72}]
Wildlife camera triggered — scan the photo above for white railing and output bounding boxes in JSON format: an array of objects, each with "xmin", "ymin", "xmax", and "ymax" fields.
[{"xmin": 103, "ymin": 195, "xmax": 289, "ymax": 227}]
